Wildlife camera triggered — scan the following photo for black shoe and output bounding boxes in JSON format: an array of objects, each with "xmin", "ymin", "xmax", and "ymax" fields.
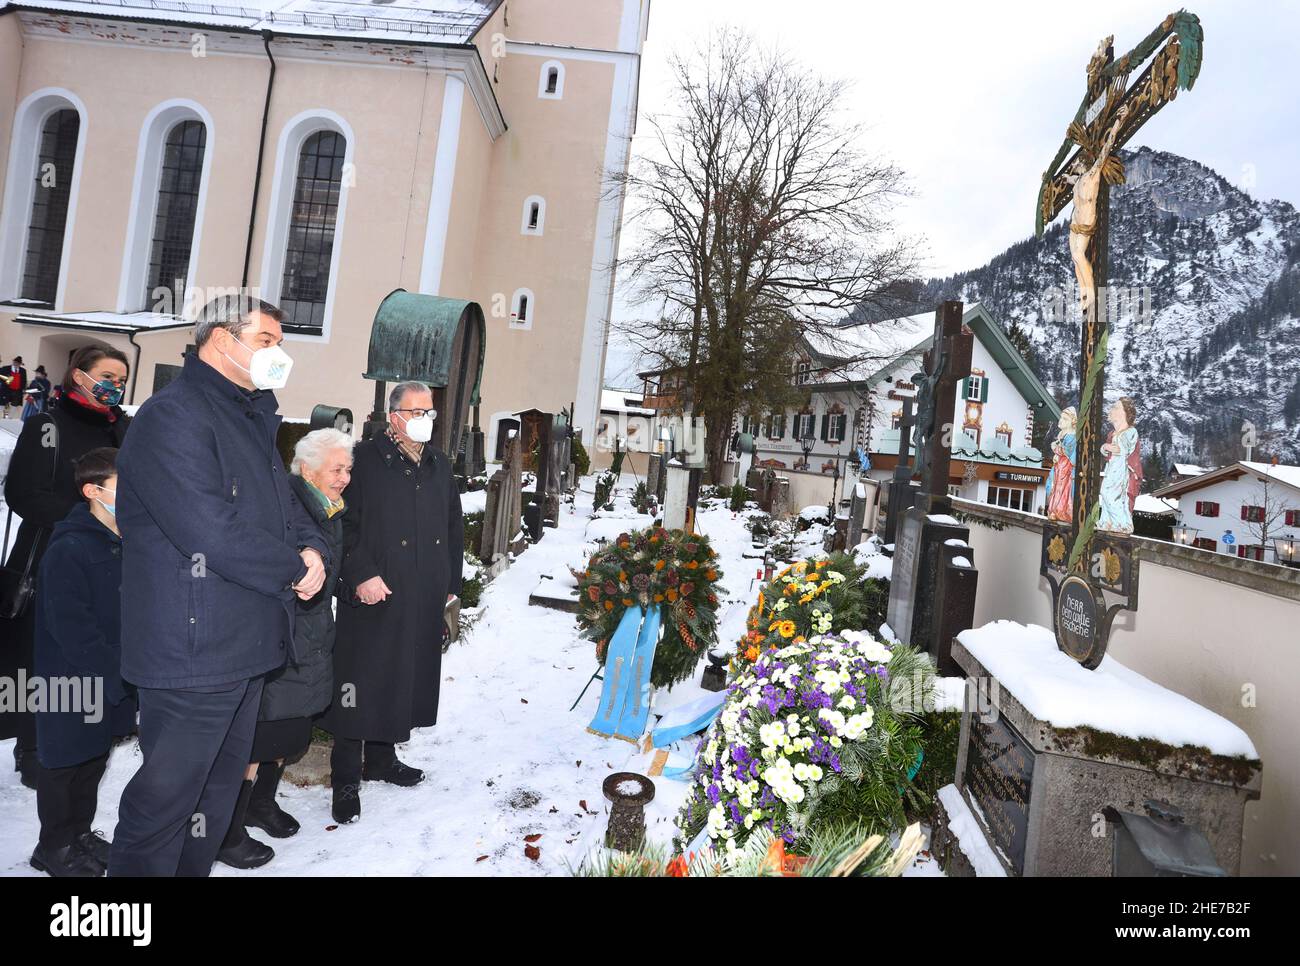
[
  {"xmin": 363, "ymin": 758, "xmax": 424, "ymax": 787},
  {"xmin": 246, "ymin": 762, "xmax": 299, "ymax": 839},
  {"xmin": 74, "ymin": 830, "xmax": 111, "ymax": 867},
  {"xmin": 30, "ymin": 842, "xmax": 105, "ymax": 878},
  {"xmin": 216, "ymin": 779, "xmax": 275, "ymax": 869},
  {"xmin": 331, "ymin": 782, "xmax": 361, "ymax": 824},
  {"xmin": 14, "ymin": 744, "xmax": 38, "ymax": 790}
]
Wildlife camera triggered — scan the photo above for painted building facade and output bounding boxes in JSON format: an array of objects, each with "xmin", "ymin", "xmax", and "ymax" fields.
[
  {"xmin": 0, "ymin": 0, "xmax": 648, "ymax": 449},
  {"xmin": 733, "ymin": 303, "xmax": 1059, "ymax": 511}
]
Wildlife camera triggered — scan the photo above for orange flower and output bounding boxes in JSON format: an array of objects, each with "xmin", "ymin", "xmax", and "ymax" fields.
[
  {"xmin": 654, "ymin": 593, "xmax": 665, "ymax": 603},
  {"xmin": 604, "ymin": 600, "xmax": 614, "ymax": 611},
  {"xmin": 654, "ymin": 559, "xmax": 666, "ymax": 571},
  {"xmin": 666, "ymin": 588, "xmax": 679, "ymax": 603},
  {"xmin": 816, "ymin": 560, "xmax": 828, "ymax": 569},
  {"xmin": 705, "ymin": 569, "xmax": 717, "ymax": 581},
  {"xmin": 622, "ymin": 598, "xmax": 633, "ymax": 607},
  {"xmin": 686, "ymin": 560, "xmax": 699, "ymax": 570},
  {"xmin": 665, "ymin": 855, "xmax": 689, "ymax": 877},
  {"xmin": 745, "ymin": 646, "xmax": 759, "ymax": 662},
  {"xmin": 618, "ymin": 570, "xmax": 627, "ymax": 582}
]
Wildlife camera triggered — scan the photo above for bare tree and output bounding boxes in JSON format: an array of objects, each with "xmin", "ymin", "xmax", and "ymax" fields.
[
  {"xmin": 1240, "ymin": 469, "xmax": 1299, "ymax": 558},
  {"xmin": 614, "ymin": 28, "xmax": 921, "ymax": 478}
]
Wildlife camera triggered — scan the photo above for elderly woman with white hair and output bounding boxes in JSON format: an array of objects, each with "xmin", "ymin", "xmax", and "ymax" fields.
[{"xmin": 217, "ymin": 427, "xmax": 353, "ymax": 869}]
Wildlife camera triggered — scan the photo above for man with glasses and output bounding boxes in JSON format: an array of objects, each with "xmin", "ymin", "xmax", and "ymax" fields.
[{"xmin": 322, "ymin": 381, "xmax": 463, "ymax": 824}]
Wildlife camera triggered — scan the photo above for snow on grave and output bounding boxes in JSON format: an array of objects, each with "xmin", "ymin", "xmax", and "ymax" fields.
[{"xmin": 932, "ymin": 620, "xmax": 1261, "ymax": 877}]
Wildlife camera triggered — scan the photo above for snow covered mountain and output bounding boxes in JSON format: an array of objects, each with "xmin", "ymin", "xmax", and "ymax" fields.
[{"xmin": 894, "ymin": 147, "xmax": 1300, "ymax": 476}]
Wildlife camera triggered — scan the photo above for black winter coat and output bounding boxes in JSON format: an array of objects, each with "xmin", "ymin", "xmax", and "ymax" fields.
[
  {"xmin": 260, "ymin": 475, "xmax": 345, "ymax": 721},
  {"xmin": 322, "ymin": 433, "xmax": 463, "ymax": 742},
  {"xmin": 3, "ymin": 396, "xmax": 128, "ymax": 576},
  {"xmin": 33, "ymin": 504, "xmax": 137, "ymax": 768},
  {"xmin": 116, "ymin": 353, "xmax": 328, "ymax": 690},
  {"xmin": 1, "ymin": 396, "xmax": 127, "ymax": 742}
]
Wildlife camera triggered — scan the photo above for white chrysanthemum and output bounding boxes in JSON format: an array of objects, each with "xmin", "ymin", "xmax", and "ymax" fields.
[
  {"xmin": 825, "ymin": 570, "xmax": 845, "ymax": 583},
  {"xmin": 837, "ymin": 694, "xmax": 857, "ymax": 710},
  {"xmin": 818, "ymin": 708, "xmax": 846, "ymax": 734},
  {"xmin": 707, "ymin": 804, "xmax": 727, "ymax": 838}
]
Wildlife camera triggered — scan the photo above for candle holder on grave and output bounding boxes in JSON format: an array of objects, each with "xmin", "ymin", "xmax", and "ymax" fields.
[{"xmin": 602, "ymin": 772, "xmax": 656, "ymax": 852}]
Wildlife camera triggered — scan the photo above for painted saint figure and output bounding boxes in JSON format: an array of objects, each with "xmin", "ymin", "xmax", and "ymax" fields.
[
  {"xmin": 1045, "ymin": 406, "xmax": 1078, "ymax": 522},
  {"xmin": 1097, "ymin": 397, "xmax": 1141, "ymax": 534}
]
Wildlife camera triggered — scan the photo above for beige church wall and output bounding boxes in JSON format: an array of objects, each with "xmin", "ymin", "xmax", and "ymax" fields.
[{"xmin": 0, "ymin": 15, "xmax": 23, "ymax": 207}]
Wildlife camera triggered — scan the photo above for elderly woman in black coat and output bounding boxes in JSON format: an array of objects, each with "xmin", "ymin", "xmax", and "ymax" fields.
[{"xmin": 216, "ymin": 428, "xmax": 353, "ymax": 869}]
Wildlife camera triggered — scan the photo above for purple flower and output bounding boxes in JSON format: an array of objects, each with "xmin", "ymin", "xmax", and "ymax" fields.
[{"xmin": 707, "ymin": 783, "xmax": 721, "ymax": 804}]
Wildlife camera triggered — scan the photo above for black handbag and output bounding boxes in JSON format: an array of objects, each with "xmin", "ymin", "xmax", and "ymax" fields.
[{"xmin": 0, "ymin": 416, "xmax": 58, "ymax": 620}]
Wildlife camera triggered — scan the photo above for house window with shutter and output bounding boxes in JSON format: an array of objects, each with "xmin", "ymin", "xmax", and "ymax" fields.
[
  {"xmin": 825, "ymin": 412, "xmax": 847, "ymax": 443},
  {"xmin": 964, "ymin": 375, "xmax": 986, "ymax": 402},
  {"xmin": 1193, "ymin": 537, "xmax": 1217, "ymax": 552},
  {"xmin": 796, "ymin": 361, "xmax": 812, "ymax": 385},
  {"xmin": 794, "ymin": 412, "xmax": 815, "ymax": 439},
  {"xmin": 1286, "ymin": 509, "xmax": 1298, "ymax": 527},
  {"xmin": 1196, "ymin": 501, "xmax": 1220, "ymax": 517},
  {"xmin": 1241, "ymin": 505, "xmax": 1265, "ymax": 523},
  {"xmin": 766, "ymin": 412, "xmax": 785, "ymax": 439},
  {"xmin": 1237, "ymin": 544, "xmax": 1265, "ymax": 561}
]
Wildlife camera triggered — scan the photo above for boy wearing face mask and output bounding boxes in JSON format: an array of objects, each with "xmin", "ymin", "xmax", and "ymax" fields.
[{"xmin": 30, "ymin": 447, "xmax": 137, "ymax": 877}]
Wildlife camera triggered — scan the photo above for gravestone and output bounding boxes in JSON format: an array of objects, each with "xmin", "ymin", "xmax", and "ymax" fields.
[
  {"xmin": 937, "ymin": 628, "xmax": 1261, "ymax": 877},
  {"xmin": 885, "ymin": 302, "xmax": 973, "ymax": 650},
  {"xmin": 846, "ymin": 481, "xmax": 868, "ymax": 548},
  {"xmin": 479, "ymin": 429, "xmax": 524, "ymax": 577},
  {"xmin": 769, "ymin": 477, "xmax": 790, "ymax": 521},
  {"xmin": 883, "ymin": 397, "xmax": 916, "ymax": 546},
  {"xmin": 662, "ymin": 460, "xmax": 691, "ymax": 530},
  {"xmin": 647, "ymin": 454, "xmax": 664, "ymax": 504},
  {"xmin": 932, "ymin": 541, "xmax": 977, "ymax": 676}
]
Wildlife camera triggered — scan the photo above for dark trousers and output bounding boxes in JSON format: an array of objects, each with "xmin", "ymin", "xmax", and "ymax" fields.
[
  {"xmin": 330, "ymin": 736, "xmax": 396, "ymax": 783},
  {"xmin": 108, "ymin": 677, "xmax": 263, "ymax": 877},
  {"xmin": 36, "ymin": 751, "xmax": 108, "ymax": 849}
]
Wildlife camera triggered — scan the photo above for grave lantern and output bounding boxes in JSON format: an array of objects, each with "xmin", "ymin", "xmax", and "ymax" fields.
[
  {"xmin": 1172, "ymin": 523, "xmax": 1199, "ymax": 547},
  {"xmin": 309, "ymin": 404, "xmax": 354, "ymax": 432},
  {"xmin": 362, "ymin": 289, "xmax": 485, "ymax": 459},
  {"xmin": 602, "ymin": 772, "xmax": 655, "ymax": 852},
  {"xmin": 1105, "ymin": 801, "xmax": 1226, "ymax": 877},
  {"xmin": 1273, "ymin": 535, "xmax": 1298, "ymax": 568}
]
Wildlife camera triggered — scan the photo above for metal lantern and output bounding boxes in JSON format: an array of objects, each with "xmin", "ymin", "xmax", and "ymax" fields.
[
  {"xmin": 1273, "ymin": 535, "xmax": 1298, "ymax": 568},
  {"xmin": 1171, "ymin": 523, "xmax": 1199, "ymax": 547}
]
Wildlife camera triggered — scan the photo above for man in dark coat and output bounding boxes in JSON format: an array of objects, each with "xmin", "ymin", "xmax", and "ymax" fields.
[
  {"xmin": 109, "ymin": 295, "xmax": 327, "ymax": 877},
  {"xmin": 2, "ymin": 354, "xmax": 26, "ymax": 417},
  {"xmin": 323, "ymin": 381, "xmax": 463, "ymax": 824}
]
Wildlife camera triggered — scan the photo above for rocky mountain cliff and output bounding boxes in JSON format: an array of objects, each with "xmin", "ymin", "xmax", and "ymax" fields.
[{"xmin": 886, "ymin": 146, "xmax": 1300, "ymax": 479}]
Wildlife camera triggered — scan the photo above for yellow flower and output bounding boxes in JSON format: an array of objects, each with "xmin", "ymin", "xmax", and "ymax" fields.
[{"xmin": 778, "ymin": 621, "xmax": 796, "ymax": 639}]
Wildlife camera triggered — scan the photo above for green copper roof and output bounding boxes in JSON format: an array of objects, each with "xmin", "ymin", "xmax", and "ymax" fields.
[{"xmin": 363, "ymin": 289, "xmax": 485, "ymax": 404}]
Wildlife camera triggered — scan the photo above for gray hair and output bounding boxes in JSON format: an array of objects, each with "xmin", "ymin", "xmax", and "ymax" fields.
[
  {"xmin": 291, "ymin": 428, "xmax": 355, "ymax": 476},
  {"xmin": 194, "ymin": 293, "xmax": 285, "ymax": 347},
  {"xmin": 388, "ymin": 380, "xmax": 432, "ymax": 411}
]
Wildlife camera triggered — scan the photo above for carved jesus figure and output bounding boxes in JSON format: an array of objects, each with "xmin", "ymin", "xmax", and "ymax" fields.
[{"xmin": 1068, "ymin": 114, "xmax": 1123, "ymax": 320}]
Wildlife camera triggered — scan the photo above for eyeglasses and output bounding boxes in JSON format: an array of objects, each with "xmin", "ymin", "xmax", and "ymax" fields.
[{"xmin": 393, "ymin": 408, "xmax": 436, "ymax": 419}]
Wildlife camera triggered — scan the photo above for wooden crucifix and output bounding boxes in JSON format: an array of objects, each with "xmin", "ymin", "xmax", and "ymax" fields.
[
  {"xmin": 911, "ymin": 300, "xmax": 972, "ymax": 508},
  {"xmin": 1037, "ymin": 11, "xmax": 1204, "ymax": 668}
]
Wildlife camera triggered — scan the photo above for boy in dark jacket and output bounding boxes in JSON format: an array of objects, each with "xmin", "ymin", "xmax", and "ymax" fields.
[{"xmin": 31, "ymin": 447, "xmax": 136, "ymax": 877}]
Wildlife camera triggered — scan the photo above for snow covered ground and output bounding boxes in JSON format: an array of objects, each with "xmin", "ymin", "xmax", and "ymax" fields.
[{"xmin": 0, "ymin": 474, "xmax": 772, "ymax": 876}]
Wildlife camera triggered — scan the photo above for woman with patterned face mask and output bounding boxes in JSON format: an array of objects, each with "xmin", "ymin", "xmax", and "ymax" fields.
[{"xmin": 3, "ymin": 346, "xmax": 131, "ymax": 792}]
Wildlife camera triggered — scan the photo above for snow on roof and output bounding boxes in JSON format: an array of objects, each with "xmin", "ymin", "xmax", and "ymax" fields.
[
  {"xmin": 804, "ymin": 309, "xmax": 936, "ymax": 381},
  {"xmin": 1241, "ymin": 461, "xmax": 1300, "ymax": 493},
  {"xmin": 599, "ymin": 388, "xmax": 653, "ymax": 416},
  {"xmin": 15, "ymin": 309, "xmax": 192, "ymax": 331},
  {"xmin": 958, "ymin": 621, "xmax": 1259, "ymax": 759},
  {"xmin": 1173, "ymin": 463, "xmax": 1208, "ymax": 476},
  {"xmin": 1133, "ymin": 493, "xmax": 1178, "ymax": 515},
  {"xmin": 7, "ymin": 1, "xmax": 497, "ymax": 43}
]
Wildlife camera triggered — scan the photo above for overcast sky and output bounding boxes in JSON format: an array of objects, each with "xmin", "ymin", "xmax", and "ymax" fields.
[{"xmin": 606, "ymin": 0, "xmax": 1299, "ymax": 383}]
